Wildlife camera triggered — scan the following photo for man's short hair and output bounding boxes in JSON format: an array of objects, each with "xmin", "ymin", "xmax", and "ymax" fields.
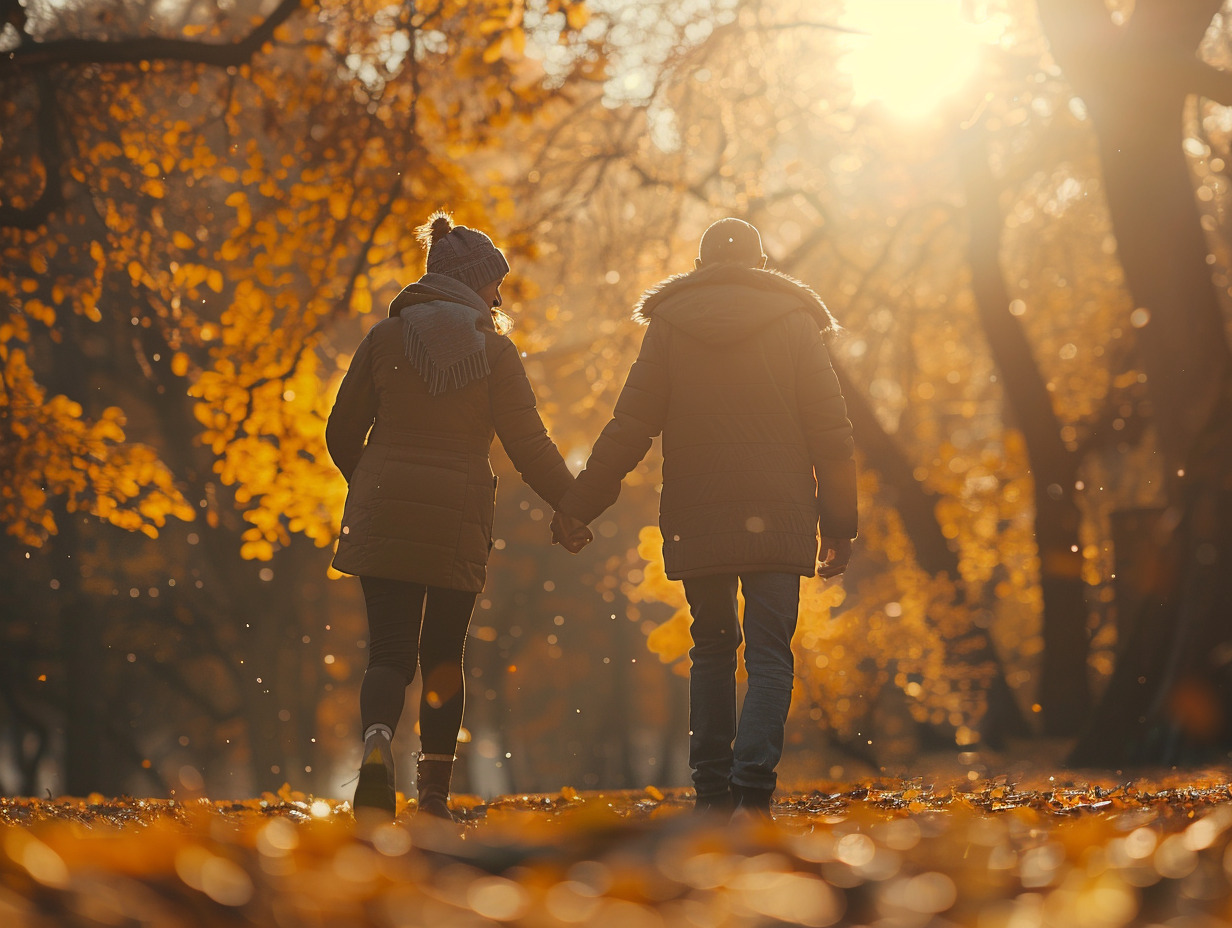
[{"xmin": 698, "ymin": 218, "xmax": 765, "ymax": 267}]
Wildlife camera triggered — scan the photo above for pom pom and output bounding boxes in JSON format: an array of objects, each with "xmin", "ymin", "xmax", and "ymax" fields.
[
  {"xmin": 430, "ymin": 216, "xmax": 452, "ymax": 241},
  {"xmin": 415, "ymin": 209, "xmax": 454, "ymax": 249}
]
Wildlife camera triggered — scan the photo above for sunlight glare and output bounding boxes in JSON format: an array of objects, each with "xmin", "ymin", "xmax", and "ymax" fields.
[{"xmin": 837, "ymin": 1, "xmax": 1002, "ymax": 117}]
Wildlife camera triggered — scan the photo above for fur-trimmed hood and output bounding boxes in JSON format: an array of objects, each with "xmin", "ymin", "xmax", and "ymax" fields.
[{"xmin": 632, "ymin": 264, "xmax": 837, "ymax": 344}]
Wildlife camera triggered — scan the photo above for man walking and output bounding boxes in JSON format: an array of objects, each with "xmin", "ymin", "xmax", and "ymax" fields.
[{"xmin": 553, "ymin": 218, "xmax": 857, "ymax": 816}]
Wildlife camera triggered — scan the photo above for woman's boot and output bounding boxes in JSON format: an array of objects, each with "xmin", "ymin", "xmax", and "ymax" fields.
[
  {"xmin": 353, "ymin": 725, "xmax": 397, "ymax": 820},
  {"xmin": 415, "ymin": 753, "xmax": 455, "ymax": 820}
]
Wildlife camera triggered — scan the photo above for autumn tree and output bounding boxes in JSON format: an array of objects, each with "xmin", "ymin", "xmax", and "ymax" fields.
[
  {"xmin": 0, "ymin": 0, "xmax": 599, "ymax": 794},
  {"xmin": 1035, "ymin": 0, "xmax": 1232, "ymax": 764}
]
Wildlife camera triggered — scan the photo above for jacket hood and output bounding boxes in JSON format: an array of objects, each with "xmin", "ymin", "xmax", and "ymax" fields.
[
  {"xmin": 388, "ymin": 272, "xmax": 492, "ymax": 320},
  {"xmin": 633, "ymin": 264, "xmax": 837, "ymax": 344}
]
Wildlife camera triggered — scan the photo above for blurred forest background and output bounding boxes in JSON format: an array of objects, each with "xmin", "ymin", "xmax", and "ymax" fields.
[{"xmin": 3, "ymin": 0, "xmax": 1232, "ymax": 800}]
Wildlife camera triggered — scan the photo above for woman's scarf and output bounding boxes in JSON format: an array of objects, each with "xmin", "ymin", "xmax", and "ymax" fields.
[
  {"xmin": 400, "ymin": 301, "xmax": 491, "ymax": 396},
  {"xmin": 389, "ymin": 273, "xmax": 495, "ymax": 396}
]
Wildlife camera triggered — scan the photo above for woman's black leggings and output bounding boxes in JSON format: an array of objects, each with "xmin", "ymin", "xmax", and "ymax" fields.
[{"xmin": 359, "ymin": 576, "xmax": 476, "ymax": 756}]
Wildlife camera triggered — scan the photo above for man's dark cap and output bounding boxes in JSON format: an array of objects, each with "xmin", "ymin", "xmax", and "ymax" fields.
[{"xmin": 698, "ymin": 218, "xmax": 765, "ymax": 267}]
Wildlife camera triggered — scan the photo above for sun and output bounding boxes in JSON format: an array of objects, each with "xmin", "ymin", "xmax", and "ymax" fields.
[{"xmin": 836, "ymin": 0, "xmax": 1003, "ymax": 117}]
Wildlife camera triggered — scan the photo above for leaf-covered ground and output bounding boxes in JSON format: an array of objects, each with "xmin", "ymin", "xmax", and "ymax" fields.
[{"xmin": 4, "ymin": 771, "xmax": 1232, "ymax": 926}]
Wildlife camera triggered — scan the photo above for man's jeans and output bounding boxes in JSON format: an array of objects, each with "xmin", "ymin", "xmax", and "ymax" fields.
[{"xmin": 683, "ymin": 571, "xmax": 801, "ymax": 796}]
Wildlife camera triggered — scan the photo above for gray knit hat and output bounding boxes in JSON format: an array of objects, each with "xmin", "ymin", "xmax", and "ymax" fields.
[{"xmin": 417, "ymin": 211, "xmax": 510, "ymax": 294}]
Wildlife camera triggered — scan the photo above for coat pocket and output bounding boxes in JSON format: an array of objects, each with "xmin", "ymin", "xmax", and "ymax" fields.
[{"xmin": 353, "ymin": 442, "xmax": 389, "ymax": 479}]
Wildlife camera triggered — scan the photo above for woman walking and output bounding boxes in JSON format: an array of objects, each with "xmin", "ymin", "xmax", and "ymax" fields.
[{"xmin": 326, "ymin": 211, "xmax": 585, "ymax": 820}]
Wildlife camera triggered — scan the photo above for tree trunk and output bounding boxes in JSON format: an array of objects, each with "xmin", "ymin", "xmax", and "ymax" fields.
[
  {"xmin": 1070, "ymin": 508, "xmax": 1180, "ymax": 765},
  {"xmin": 1037, "ymin": 0, "xmax": 1232, "ymax": 762},
  {"xmin": 958, "ymin": 129, "xmax": 1091, "ymax": 733},
  {"xmin": 1037, "ymin": 0, "xmax": 1232, "ymax": 467},
  {"xmin": 58, "ymin": 514, "xmax": 127, "ymax": 796}
]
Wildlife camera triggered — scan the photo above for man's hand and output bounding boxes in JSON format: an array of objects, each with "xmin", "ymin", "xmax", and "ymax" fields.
[
  {"xmin": 817, "ymin": 536, "xmax": 852, "ymax": 579},
  {"xmin": 551, "ymin": 511, "xmax": 593, "ymax": 554}
]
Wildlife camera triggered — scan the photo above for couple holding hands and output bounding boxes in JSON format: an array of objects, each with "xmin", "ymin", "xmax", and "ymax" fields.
[{"xmin": 326, "ymin": 211, "xmax": 857, "ymax": 822}]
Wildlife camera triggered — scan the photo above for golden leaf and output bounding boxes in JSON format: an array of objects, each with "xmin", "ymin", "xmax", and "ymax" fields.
[
  {"xmin": 483, "ymin": 39, "xmax": 506, "ymax": 63},
  {"xmin": 329, "ymin": 192, "xmax": 350, "ymax": 222},
  {"xmin": 565, "ymin": 2, "xmax": 591, "ymax": 29}
]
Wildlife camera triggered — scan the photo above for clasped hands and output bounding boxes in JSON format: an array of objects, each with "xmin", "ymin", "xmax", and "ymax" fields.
[{"xmin": 550, "ymin": 511, "xmax": 593, "ymax": 554}]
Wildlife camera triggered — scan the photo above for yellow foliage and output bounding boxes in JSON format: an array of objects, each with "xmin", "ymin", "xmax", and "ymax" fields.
[
  {"xmin": 0, "ymin": 0, "xmax": 604, "ymax": 565},
  {"xmin": 328, "ymin": 191, "xmax": 350, "ymax": 222},
  {"xmin": 0, "ymin": 342, "xmax": 196, "ymax": 545},
  {"xmin": 240, "ymin": 539, "xmax": 275, "ymax": 561},
  {"xmin": 645, "ymin": 609, "xmax": 693, "ymax": 668}
]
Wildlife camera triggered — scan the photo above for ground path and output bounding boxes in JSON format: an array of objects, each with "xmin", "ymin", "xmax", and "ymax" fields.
[{"xmin": 3, "ymin": 770, "xmax": 1232, "ymax": 926}]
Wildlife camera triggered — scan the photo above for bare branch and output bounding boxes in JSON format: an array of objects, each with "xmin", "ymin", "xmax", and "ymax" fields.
[
  {"xmin": 837, "ymin": 363, "xmax": 960, "ymax": 578},
  {"xmin": 1034, "ymin": 0, "xmax": 1120, "ymax": 72},
  {"xmin": 1, "ymin": 0, "xmax": 306, "ymax": 72},
  {"xmin": 1191, "ymin": 59, "xmax": 1232, "ymax": 106},
  {"xmin": 333, "ymin": 171, "xmax": 405, "ymax": 320},
  {"xmin": 759, "ymin": 20, "xmax": 868, "ymax": 37},
  {"xmin": 1128, "ymin": 0, "xmax": 1224, "ymax": 59}
]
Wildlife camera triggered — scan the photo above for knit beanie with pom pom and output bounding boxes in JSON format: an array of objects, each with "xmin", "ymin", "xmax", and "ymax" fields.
[{"xmin": 417, "ymin": 210, "xmax": 510, "ymax": 295}]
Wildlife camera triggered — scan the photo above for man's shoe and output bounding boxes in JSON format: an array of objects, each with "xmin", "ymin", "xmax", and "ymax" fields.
[
  {"xmin": 693, "ymin": 786, "xmax": 735, "ymax": 815},
  {"xmin": 731, "ymin": 784, "xmax": 775, "ymax": 821}
]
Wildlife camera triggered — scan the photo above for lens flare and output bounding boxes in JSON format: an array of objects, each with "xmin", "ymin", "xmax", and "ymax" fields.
[{"xmin": 837, "ymin": 1, "xmax": 1003, "ymax": 117}]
